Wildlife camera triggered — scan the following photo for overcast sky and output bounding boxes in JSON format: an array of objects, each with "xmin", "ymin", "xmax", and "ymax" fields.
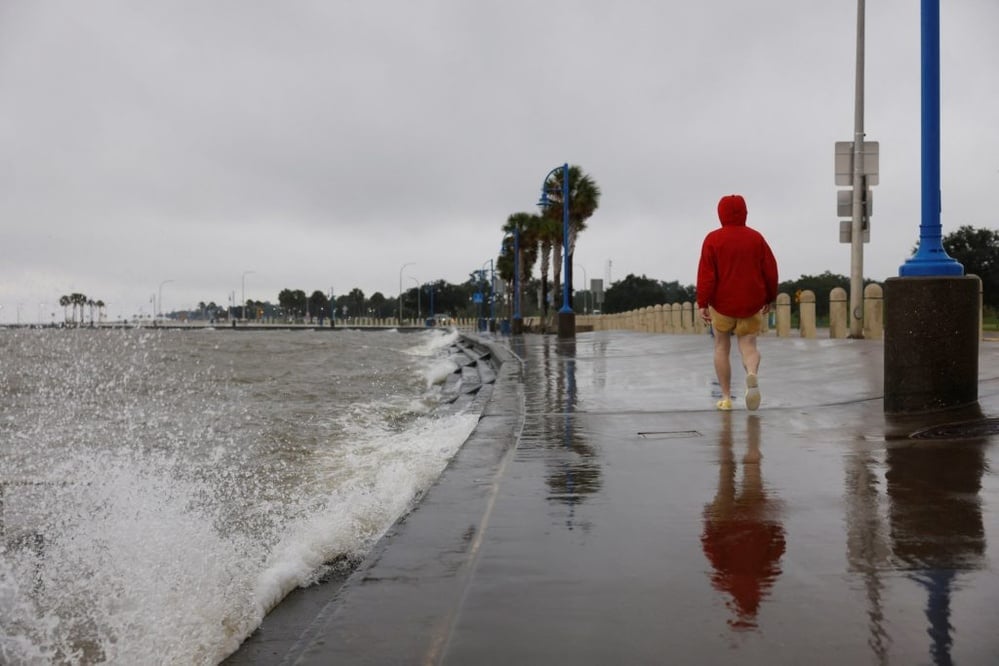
[{"xmin": 2, "ymin": 0, "xmax": 997, "ymax": 322}]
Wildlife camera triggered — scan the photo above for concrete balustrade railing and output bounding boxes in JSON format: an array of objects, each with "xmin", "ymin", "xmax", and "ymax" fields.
[
  {"xmin": 552, "ymin": 283, "xmax": 895, "ymax": 339},
  {"xmin": 488, "ymin": 281, "xmax": 992, "ymax": 341}
]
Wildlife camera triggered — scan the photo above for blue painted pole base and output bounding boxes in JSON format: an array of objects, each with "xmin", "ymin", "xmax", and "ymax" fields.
[{"xmin": 899, "ymin": 247, "xmax": 964, "ymax": 277}]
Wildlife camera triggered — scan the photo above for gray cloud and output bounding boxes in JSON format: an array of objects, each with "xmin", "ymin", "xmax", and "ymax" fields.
[{"xmin": 2, "ymin": 0, "xmax": 997, "ymax": 320}]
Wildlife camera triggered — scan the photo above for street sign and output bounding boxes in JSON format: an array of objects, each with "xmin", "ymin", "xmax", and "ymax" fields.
[
  {"xmin": 837, "ymin": 189, "xmax": 873, "ymax": 217},
  {"xmin": 839, "ymin": 219, "xmax": 870, "ymax": 244},
  {"xmin": 835, "ymin": 141, "xmax": 879, "ymax": 186}
]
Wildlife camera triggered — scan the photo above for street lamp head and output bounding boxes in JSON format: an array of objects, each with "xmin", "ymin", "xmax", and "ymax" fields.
[{"xmin": 536, "ymin": 192, "xmax": 552, "ymax": 209}]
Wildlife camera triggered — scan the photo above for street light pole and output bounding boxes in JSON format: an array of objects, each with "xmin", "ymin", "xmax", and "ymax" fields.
[
  {"xmin": 898, "ymin": 0, "xmax": 962, "ymax": 278},
  {"xmin": 575, "ymin": 264, "xmax": 589, "ymax": 314},
  {"xmin": 847, "ymin": 0, "xmax": 866, "ymax": 338},
  {"xmin": 241, "ymin": 271, "xmax": 255, "ymax": 322},
  {"xmin": 398, "ymin": 262, "xmax": 414, "ymax": 325},
  {"xmin": 490, "ymin": 260, "xmax": 495, "ymax": 327},
  {"xmin": 410, "ymin": 276, "xmax": 421, "ymax": 320},
  {"xmin": 158, "ymin": 279, "xmax": 175, "ymax": 321},
  {"xmin": 538, "ymin": 163, "xmax": 575, "ymax": 339}
]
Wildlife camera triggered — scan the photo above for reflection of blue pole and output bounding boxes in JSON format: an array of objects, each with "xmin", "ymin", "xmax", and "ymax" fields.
[{"xmin": 899, "ymin": 0, "xmax": 962, "ymax": 277}]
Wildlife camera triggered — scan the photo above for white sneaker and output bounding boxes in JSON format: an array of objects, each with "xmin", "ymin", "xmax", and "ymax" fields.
[{"xmin": 745, "ymin": 374, "xmax": 761, "ymax": 411}]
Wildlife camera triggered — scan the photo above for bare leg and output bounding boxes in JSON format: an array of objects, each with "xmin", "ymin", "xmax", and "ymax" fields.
[
  {"xmin": 737, "ymin": 334, "xmax": 760, "ymax": 375},
  {"xmin": 739, "ymin": 334, "xmax": 762, "ymax": 410},
  {"xmin": 713, "ymin": 331, "xmax": 732, "ymax": 398}
]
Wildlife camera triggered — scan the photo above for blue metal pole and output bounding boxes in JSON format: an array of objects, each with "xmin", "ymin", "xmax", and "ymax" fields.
[
  {"xmin": 559, "ymin": 163, "xmax": 573, "ymax": 314},
  {"xmin": 489, "ymin": 259, "xmax": 495, "ymax": 324},
  {"xmin": 900, "ymin": 0, "xmax": 962, "ymax": 276}
]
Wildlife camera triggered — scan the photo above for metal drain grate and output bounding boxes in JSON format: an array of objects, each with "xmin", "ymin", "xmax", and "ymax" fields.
[
  {"xmin": 637, "ymin": 430, "xmax": 701, "ymax": 440},
  {"xmin": 909, "ymin": 418, "xmax": 999, "ymax": 440}
]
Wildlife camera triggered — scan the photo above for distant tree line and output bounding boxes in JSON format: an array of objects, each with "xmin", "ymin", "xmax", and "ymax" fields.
[{"xmin": 167, "ymin": 226, "xmax": 999, "ymax": 324}]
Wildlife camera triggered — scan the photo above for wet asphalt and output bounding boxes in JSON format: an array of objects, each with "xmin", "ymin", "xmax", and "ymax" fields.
[{"xmin": 227, "ymin": 331, "xmax": 999, "ymax": 665}]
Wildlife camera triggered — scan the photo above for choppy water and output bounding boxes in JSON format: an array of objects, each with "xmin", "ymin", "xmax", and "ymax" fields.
[{"xmin": 0, "ymin": 327, "xmax": 479, "ymax": 665}]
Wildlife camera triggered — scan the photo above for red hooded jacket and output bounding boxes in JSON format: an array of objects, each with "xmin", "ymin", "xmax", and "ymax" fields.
[{"xmin": 696, "ymin": 195, "xmax": 778, "ymax": 319}]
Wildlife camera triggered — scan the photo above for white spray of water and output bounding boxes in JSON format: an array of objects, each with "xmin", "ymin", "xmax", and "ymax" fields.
[{"xmin": 0, "ymin": 328, "xmax": 484, "ymax": 665}]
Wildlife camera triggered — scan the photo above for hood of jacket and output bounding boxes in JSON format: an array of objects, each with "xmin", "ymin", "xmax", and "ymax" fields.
[{"xmin": 717, "ymin": 194, "xmax": 748, "ymax": 227}]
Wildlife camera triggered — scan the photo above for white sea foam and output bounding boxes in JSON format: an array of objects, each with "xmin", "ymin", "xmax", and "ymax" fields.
[{"xmin": 0, "ymin": 328, "xmax": 485, "ymax": 665}]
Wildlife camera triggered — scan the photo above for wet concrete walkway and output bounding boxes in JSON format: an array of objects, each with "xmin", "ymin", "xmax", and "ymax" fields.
[{"xmin": 228, "ymin": 331, "xmax": 999, "ymax": 665}]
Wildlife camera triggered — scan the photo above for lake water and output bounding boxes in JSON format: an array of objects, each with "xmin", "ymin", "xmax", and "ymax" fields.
[{"xmin": 0, "ymin": 327, "xmax": 480, "ymax": 665}]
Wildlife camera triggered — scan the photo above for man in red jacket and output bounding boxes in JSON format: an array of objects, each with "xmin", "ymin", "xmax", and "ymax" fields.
[{"xmin": 697, "ymin": 194, "xmax": 778, "ymax": 411}]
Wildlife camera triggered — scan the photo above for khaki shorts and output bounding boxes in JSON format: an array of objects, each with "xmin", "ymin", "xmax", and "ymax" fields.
[{"xmin": 711, "ymin": 310, "xmax": 762, "ymax": 336}]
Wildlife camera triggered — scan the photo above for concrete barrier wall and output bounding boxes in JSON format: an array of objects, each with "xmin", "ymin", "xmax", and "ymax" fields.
[{"xmin": 556, "ymin": 284, "xmax": 895, "ymax": 339}]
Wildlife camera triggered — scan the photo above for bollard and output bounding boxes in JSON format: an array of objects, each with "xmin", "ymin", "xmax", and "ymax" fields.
[
  {"xmin": 884, "ymin": 275, "xmax": 980, "ymax": 414},
  {"xmin": 671, "ymin": 303, "xmax": 682, "ymax": 334},
  {"xmin": 681, "ymin": 302, "xmax": 694, "ymax": 333},
  {"xmin": 829, "ymin": 287, "xmax": 848, "ymax": 338},
  {"xmin": 653, "ymin": 304, "xmax": 664, "ymax": 333},
  {"xmin": 799, "ymin": 290, "xmax": 816, "ymax": 338},
  {"xmin": 776, "ymin": 293, "xmax": 791, "ymax": 337},
  {"xmin": 862, "ymin": 283, "xmax": 883, "ymax": 340}
]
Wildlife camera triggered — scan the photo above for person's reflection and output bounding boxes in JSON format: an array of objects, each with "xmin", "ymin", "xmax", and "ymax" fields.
[
  {"xmin": 701, "ymin": 413, "xmax": 785, "ymax": 630},
  {"xmin": 885, "ymin": 439, "xmax": 986, "ymax": 665}
]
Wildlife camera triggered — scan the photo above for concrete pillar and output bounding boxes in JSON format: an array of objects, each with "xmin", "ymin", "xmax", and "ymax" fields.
[
  {"xmin": 862, "ymin": 283, "xmax": 883, "ymax": 340},
  {"xmin": 975, "ymin": 274, "xmax": 983, "ymax": 341},
  {"xmin": 829, "ymin": 287, "xmax": 848, "ymax": 338},
  {"xmin": 884, "ymin": 276, "xmax": 980, "ymax": 414},
  {"xmin": 653, "ymin": 304, "xmax": 664, "ymax": 333},
  {"xmin": 799, "ymin": 290, "xmax": 816, "ymax": 338},
  {"xmin": 776, "ymin": 293, "xmax": 791, "ymax": 337},
  {"xmin": 671, "ymin": 303, "xmax": 682, "ymax": 333},
  {"xmin": 681, "ymin": 302, "xmax": 693, "ymax": 333}
]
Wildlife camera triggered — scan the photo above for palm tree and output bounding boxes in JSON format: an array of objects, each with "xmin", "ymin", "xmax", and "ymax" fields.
[
  {"xmin": 502, "ymin": 212, "xmax": 542, "ymax": 324},
  {"xmin": 541, "ymin": 165, "xmax": 601, "ymax": 299},
  {"xmin": 534, "ymin": 214, "xmax": 562, "ymax": 330},
  {"xmin": 96, "ymin": 300, "xmax": 106, "ymax": 323},
  {"xmin": 70, "ymin": 293, "xmax": 87, "ymax": 326},
  {"xmin": 59, "ymin": 295, "xmax": 70, "ymax": 324}
]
